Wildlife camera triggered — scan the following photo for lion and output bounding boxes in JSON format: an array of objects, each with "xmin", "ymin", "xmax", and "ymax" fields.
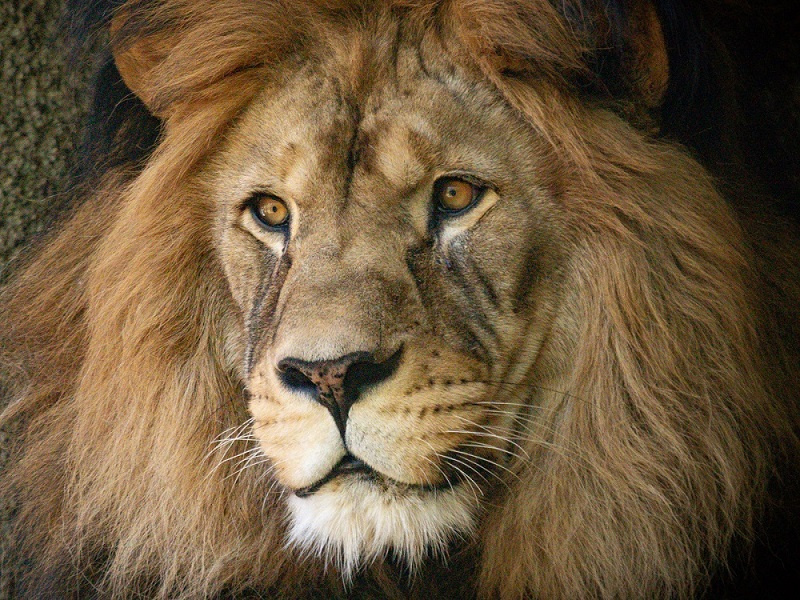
[{"xmin": 1, "ymin": 0, "xmax": 799, "ymax": 598}]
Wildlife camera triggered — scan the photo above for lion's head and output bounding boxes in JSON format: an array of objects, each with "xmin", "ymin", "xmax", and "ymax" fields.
[{"xmin": 2, "ymin": 1, "xmax": 798, "ymax": 598}]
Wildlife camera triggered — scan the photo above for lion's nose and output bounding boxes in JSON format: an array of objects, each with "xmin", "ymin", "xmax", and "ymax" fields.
[{"xmin": 277, "ymin": 346, "xmax": 403, "ymax": 438}]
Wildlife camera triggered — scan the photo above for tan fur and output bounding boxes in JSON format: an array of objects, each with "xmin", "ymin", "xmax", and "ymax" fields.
[{"xmin": 2, "ymin": 1, "xmax": 798, "ymax": 599}]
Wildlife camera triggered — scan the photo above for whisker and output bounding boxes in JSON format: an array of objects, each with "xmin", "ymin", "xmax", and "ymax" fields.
[
  {"xmin": 418, "ymin": 441, "xmax": 456, "ymax": 493},
  {"xmin": 213, "ymin": 445, "xmax": 260, "ymax": 472},
  {"xmin": 474, "ymin": 380, "xmax": 587, "ymax": 404},
  {"xmin": 440, "ymin": 459, "xmax": 482, "ymax": 505},
  {"xmin": 261, "ymin": 473, "xmax": 287, "ymax": 513},
  {"xmin": 205, "ymin": 419, "xmax": 255, "ymax": 458},
  {"xmin": 205, "ymin": 443, "xmax": 261, "ymax": 481},
  {"xmin": 448, "ymin": 417, "xmax": 531, "ymax": 460},
  {"xmin": 444, "ymin": 452, "xmax": 491, "ymax": 487},
  {"xmin": 213, "ymin": 418, "xmax": 255, "ymax": 442},
  {"xmin": 228, "ymin": 448, "xmax": 267, "ymax": 484},
  {"xmin": 459, "ymin": 440, "xmax": 527, "ymax": 465},
  {"xmin": 421, "ymin": 438, "xmax": 482, "ymax": 503},
  {"xmin": 244, "ymin": 460, "xmax": 279, "ymax": 489},
  {"xmin": 453, "ymin": 411, "xmax": 583, "ymax": 466},
  {"xmin": 473, "ymin": 401, "xmax": 542, "ymax": 408},
  {"xmin": 450, "ymin": 448, "xmax": 519, "ymax": 486},
  {"xmin": 449, "ymin": 454, "xmax": 514, "ymax": 497}
]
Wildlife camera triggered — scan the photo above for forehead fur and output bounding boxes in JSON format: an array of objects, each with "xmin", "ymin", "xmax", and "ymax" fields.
[{"xmin": 113, "ymin": 0, "xmax": 587, "ymax": 114}]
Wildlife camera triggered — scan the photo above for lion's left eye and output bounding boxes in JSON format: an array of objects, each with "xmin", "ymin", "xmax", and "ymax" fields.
[
  {"xmin": 433, "ymin": 177, "xmax": 484, "ymax": 214},
  {"xmin": 249, "ymin": 194, "xmax": 289, "ymax": 229}
]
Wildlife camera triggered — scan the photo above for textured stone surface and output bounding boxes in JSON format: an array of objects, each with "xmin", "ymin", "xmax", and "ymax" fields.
[
  {"xmin": 0, "ymin": 0, "xmax": 90, "ymax": 274},
  {"xmin": 1, "ymin": 0, "xmax": 92, "ymax": 596}
]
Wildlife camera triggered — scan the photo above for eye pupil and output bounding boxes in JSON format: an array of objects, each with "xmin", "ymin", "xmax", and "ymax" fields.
[
  {"xmin": 435, "ymin": 177, "xmax": 480, "ymax": 213},
  {"xmin": 251, "ymin": 195, "xmax": 289, "ymax": 228}
]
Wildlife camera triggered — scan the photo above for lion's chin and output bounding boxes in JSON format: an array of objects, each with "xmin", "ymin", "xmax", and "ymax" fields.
[{"xmin": 286, "ymin": 475, "xmax": 479, "ymax": 579}]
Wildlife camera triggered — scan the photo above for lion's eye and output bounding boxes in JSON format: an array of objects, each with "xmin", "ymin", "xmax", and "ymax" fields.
[
  {"xmin": 433, "ymin": 177, "xmax": 483, "ymax": 214},
  {"xmin": 250, "ymin": 194, "xmax": 289, "ymax": 229}
]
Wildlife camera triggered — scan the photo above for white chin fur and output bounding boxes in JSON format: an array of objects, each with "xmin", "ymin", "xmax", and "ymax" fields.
[{"xmin": 286, "ymin": 478, "xmax": 479, "ymax": 579}]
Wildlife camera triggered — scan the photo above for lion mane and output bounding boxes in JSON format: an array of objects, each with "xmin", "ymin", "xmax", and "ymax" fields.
[{"xmin": 1, "ymin": 1, "xmax": 799, "ymax": 598}]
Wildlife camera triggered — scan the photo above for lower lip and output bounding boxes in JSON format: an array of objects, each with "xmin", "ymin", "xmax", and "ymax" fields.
[
  {"xmin": 292, "ymin": 465, "xmax": 460, "ymax": 497},
  {"xmin": 293, "ymin": 456, "xmax": 376, "ymax": 497}
]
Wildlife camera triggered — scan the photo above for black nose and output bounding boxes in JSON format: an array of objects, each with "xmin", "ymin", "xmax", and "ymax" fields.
[{"xmin": 277, "ymin": 346, "xmax": 403, "ymax": 437}]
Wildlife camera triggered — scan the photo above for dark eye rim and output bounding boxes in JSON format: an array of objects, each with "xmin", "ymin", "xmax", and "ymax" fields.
[
  {"xmin": 244, "ymin": 192, "xmax": 290, "ymax": 232},
  {"xmin": 432, "ymin": 174, "xmax": 490, "ymax": 218}
]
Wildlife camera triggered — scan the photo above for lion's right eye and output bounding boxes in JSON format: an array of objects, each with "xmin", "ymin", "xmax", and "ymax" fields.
[
  {"xmin": 249, "ymin": 194, "xmax": 290, "ymax": 229},
  {"xmin": 432, "ymin": 176, "xmax": 487, "ymax": 217}
]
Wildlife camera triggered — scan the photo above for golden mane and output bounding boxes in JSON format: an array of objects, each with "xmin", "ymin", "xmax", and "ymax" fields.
[{"xmin": 2, "ymin": 1, "xmax": 798, "ymax": 598}]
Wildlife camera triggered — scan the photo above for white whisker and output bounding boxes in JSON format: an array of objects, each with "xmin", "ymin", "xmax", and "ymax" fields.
[
  {"xmin": 449, "ymin": 448, "xmax": 519, "ymax": 486},
  {"xmin": 440, "ymin": 459, "xmax": 482, "ymax": 506},
  {"xmin": 448, "ymin": 418, "xmax": 531, "ymax": 460}
]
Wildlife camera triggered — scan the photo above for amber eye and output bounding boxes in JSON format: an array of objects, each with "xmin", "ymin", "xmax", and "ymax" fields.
[
  {"xmin": 434, "ymin": 177, "xmax": 482, "ymax": 213},
  {"xmin": 250, "ymin": 194, "xmax": 289, "ymax": 228}
]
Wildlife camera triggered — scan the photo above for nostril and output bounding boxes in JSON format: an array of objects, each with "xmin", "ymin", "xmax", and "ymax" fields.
[
  {"xmin": 343, "ymin": 345, "xmax": 403, "ymax": 403},
  {"xmin": 277, "ymin": 362, "xmax": 317, "ymax": 396}
]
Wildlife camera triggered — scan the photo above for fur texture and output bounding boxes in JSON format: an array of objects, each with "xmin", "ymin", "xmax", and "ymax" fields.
[{"xmin": 2, "ymin": 1, "xmax": 799, "ymax": 599}]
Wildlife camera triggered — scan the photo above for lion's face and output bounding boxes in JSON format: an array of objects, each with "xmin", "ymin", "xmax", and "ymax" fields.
[{"xmin": 209, "ymin": 34, "xmax": 571, "ymax": 570}]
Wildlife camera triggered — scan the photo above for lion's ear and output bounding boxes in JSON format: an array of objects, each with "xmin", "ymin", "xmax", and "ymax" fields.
[
  {"xmin": 601, "ymin": 0, "xmax": 670, "ymax": 109},
  {"xmin": 560, "ymin": 0, "xmax": 671, "ymax": 110},
  {"xmin": 110, "ymin": 12, "xmax": 174, "ymax": 118},
  {"xmin": 475, "ymin": 0, "xmax": 670, "ymax": 111},
  {"xmin": 107, "ymin": 2, "xmax": 294, "ymax": 121}
]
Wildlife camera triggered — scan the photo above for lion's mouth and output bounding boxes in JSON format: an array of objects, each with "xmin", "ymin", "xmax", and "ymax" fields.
[
  {"xmin": 293, "ymin": 454, "xmax": 376, "ymax": 497},
  {"xmin": 293, "ymin": 453, "xmax": 455, "ymax": 497}
]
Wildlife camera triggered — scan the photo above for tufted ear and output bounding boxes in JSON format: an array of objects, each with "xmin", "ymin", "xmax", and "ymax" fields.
[
  {"xmin": 109, "ymin": 9, "xmax": 180, "ymax": 118},
  {"xmin": 589, "ymin": 0, "xmax": 670, "ymax": 109},
  {"xmin": 106, "ymin": 0, "xmax": 301, "ymax": 120},
  {"xmin": 112, "ymin": 46, "xmax": 173, "ymax": 119},
  {"xmin": 467, "ymin": 0, "xmax": 670, "ymax": 111}
]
